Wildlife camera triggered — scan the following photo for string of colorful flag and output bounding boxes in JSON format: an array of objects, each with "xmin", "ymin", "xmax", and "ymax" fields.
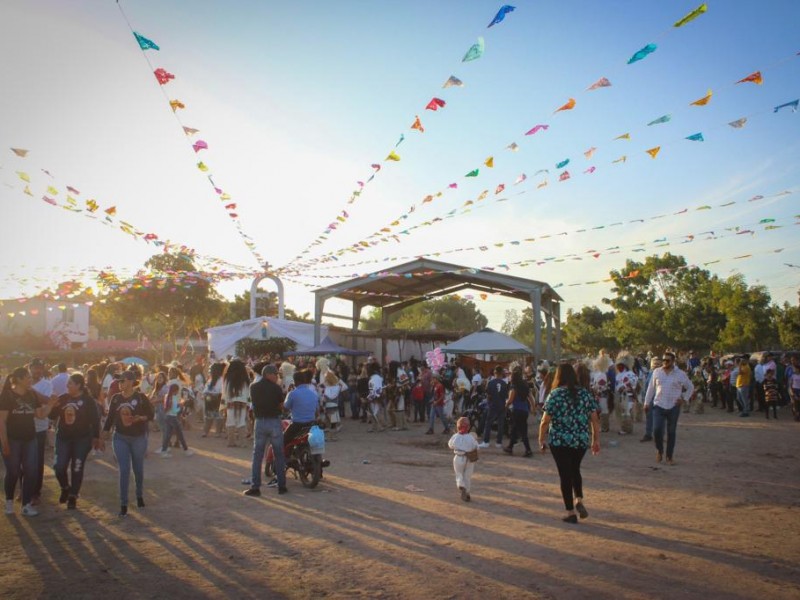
[
  {"xmin": 115, "ymin": 1, "xmax": 266, "ymax": 267},
  {"xmin": 281, "ymin": 5, "xmax": 522, "ymax": 268},
  {"xmin": 278, "ymin": 3, "xmax": 714, "ymax": 272},
  {"xmin": 283, "ymin": 84, "xmax": 799, "ymax": 271},
  {"xmin": 11, "ymin": 240, "xmax": 787, "ymax": 319},
  {"xmin": 285, "ymin": 212, "xmax": 798, "ymax": 283},
  {"xmin": 0, "ymin": 263, "xmax": 260, "ymax": 309},
  {"xmin": 3, "ymin": 148, "xmax": 256, "ymax": 276},
  {"xmin": 4, "ymin": 200, "xmax": 793, "ymax": 307},
  {"xmin": 279, "ymin": 242, "xmax": 794, "ymax": 306},
  {"xmin": 287, "ymin": 187, "xmax": 796, "ymax": 274}
]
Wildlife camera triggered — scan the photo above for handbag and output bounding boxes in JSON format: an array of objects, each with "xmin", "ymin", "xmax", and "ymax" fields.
[{"xmin": 465, "ymin": 448, "xmax": 479, "ymax": 463}]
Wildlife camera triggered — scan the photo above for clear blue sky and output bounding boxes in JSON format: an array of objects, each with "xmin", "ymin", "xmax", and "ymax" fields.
[{"xmin": 1, "ymin": 1, "xmax": 798, "ymax": 327}]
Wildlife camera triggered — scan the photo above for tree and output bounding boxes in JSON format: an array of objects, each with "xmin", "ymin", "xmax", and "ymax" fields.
[
  {"xmin": 222, "ymin": 290, "xmax": 279, "ymax": 323},
  {"xmin": 561, "ymin": 306, "xmax": 618, "ymax": 356},
  {"xmin": 360, "ymin": 296, "xmax": 488, "ymax": 332},
  {"xmin": 713, "ymin": 275, "xmax": 777, "ymax": 351},
  {"xmin": 603, "ymin": 253, "xmax": 726, "ymax": 352},
  {"xmin": 774, "ymin": 293, "xmax": 800, "ymax": 349},
  {"xmin": 94, "ymin": 253, "xmax": 225, "ymax": 361}
]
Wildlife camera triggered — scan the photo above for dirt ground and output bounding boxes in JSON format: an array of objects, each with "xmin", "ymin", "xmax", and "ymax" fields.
[{"xmin": 2, "ymin": 404, "xmax": 800, "ymax": 600}]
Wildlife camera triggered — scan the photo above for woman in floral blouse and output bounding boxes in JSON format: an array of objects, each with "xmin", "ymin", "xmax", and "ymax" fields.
[{"xmin": 538, "ymin": 362, "xmax": 601, "ymax": 524}]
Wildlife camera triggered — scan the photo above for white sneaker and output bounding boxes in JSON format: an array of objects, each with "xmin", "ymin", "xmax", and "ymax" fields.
[
  {"xmin": 160, "ymin": 451, "xmax": 172, "ymax": 459},
  {"xmin": 22, "ymin": 504, "xmax": 39, "ymax": 517},
  {"xmin": 153, "ymin": 448, "xmax": 163, "ymax": 454},
  {"xmin": 477, "ymin": 442, "xmax": 490, "ymax": 449},
  {"xmin": 5, "ymin": 499, "xmax": 13, "ymax": 515},
  {"xmin": 184, "ymin": 449, "xmax": 195, "ymax": 457}
]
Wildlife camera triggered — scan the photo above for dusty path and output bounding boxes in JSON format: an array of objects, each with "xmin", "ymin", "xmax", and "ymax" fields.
[{"xmin": 2, "ymin": 406, "xmax": 799, "ymax": 599}]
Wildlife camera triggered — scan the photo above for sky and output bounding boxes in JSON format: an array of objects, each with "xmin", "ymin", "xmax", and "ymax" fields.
[{"xmin": 0, "ymin": 0, "xmax": 798, "ymax": 330}]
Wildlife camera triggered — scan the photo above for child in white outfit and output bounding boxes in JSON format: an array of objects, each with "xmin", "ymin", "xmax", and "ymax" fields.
[{"xmin": 448, "ymin": 417, "xmax": 479, "ymax": 502}]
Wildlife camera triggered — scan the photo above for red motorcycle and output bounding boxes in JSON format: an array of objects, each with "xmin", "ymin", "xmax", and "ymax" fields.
[{"xmin": 265, "ymin": 420, "xmax": 328, "ymax": 488}]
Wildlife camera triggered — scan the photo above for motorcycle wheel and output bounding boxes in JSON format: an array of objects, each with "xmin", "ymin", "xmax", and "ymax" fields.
[{"xmin": 298, "ymin": 448, "xmax": 322, "ymax": 488}]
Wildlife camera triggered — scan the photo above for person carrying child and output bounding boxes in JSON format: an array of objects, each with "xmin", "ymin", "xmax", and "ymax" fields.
[{"xmin": 447, "ymin": 416, "xmax": 479, "ymax": 502}]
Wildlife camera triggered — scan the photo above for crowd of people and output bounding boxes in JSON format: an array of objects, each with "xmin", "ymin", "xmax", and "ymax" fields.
[{"xmin": 1, "ymin": 347, "xmax": 797, "ymax": 522}]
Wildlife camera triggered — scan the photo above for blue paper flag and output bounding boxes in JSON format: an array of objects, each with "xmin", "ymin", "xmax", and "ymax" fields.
[
  {"xmin": 556, "ymin": 159, "xmax": 570, "ymax": 169},
  {"xmin": 628, "ymin": 43, "xmax": 657, "ymax": 64},
  {"xmin": 133, "ymin": 31, "xmax": 160, "ymax": 51},
  {"xmin": 488, "ymin": 5, "xmax": 516, "ymax": 28},
  {"xmin": 774, "ymin": 99, "xmax": 799, "ymax": 113},
  {"xmin": 647, "ymin": 114, "xmax": 671, "ymax": 126},
  {"xmin": 685, "ymin": 133, "xmax": 704, "ymax": 142}
]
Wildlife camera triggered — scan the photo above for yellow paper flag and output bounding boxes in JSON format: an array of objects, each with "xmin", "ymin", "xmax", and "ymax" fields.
[
  {"xmin": 690, "ymin": 89, "xmax": 712, "ymax": 106},
  {"xmin": 385, "ymin": 151, "xmax": 400, "ymax": 162},
  {"xmin": 646, "ymin": 146, "xmax": 661, "ymax": 159},
  {"xmin": 614, "ymin": 133, "xmax": 630, "ymax": 141},
  {"xmin": 484, "ymin": 156, "xmax": 494, "ymax": 168}
]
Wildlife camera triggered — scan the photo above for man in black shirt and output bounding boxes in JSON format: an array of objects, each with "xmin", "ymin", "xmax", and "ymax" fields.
[
  {"xmin": 478, "ymin": 365, "xmax": 508, "ymax": 448},
  {"xmin": 245, "ymin": 365, "xmax": 287, "ymax": 496}
]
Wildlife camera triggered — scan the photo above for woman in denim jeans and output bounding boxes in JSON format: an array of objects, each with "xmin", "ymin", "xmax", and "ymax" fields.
[
  {"xmin": 102, "ymin": 371, "xmax": 153, "ymax": 516},
  {"xmin": 50, "ymin": 373, "xmax": 102, "ymax": 510},
  {"xmin": 0, "ymin": 367, "xmax": 52, "ymax": 517}
]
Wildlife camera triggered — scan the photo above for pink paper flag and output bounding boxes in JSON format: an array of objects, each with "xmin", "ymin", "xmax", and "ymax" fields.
[{"xmin": 525, "ymin": 124, "xmax": 549, "ymax": 135}]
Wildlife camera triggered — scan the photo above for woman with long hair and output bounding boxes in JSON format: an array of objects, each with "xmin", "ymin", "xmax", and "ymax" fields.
[
  {"xmin": 0, "ymin": 367, "xmax": 52, "ymax": 516},
  {"xmin": 102, "ymin": 371, "xmax": 153, "ymax": 516},
  {"xmin": 222, "ymin": 360, "xmax": 250, "ymax": 447},
  {"xmin": 538, "ymin": 362, "xmax": 600, "ymax": 524},
  {"xmin": 503, "ymin": 366, "xmax": 535, "ymax": 457},
  {"xmin": 202, "ymin": 362, "xmax": 225, "ymax": 437},
  {"xmin": 86, "ymin": 367, "xmax": 102, "ymax": 403},
  {"xmin": 50, "ymin": 373, "xmax": 102, "ymax": 509}
]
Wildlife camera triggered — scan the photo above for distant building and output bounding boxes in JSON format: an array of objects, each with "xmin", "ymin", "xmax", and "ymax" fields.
[{"xmin": 0, "ymin": 298, "xmax": 90, "ymax": 348}]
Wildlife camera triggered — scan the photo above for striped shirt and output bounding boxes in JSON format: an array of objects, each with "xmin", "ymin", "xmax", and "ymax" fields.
[{"xmin": 645, "ymin": 367, "xmax": 694, "ymax": 410}]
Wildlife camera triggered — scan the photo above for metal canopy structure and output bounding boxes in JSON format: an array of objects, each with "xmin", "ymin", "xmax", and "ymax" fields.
[{"xmin": 312, "ymin": 258, "xmax": 563, "ymax": 360}]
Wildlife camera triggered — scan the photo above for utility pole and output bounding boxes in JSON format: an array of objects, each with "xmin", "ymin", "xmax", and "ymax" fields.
[{"xmin": 250, "ymin": 263, "xmax": 285, "ymax": 320}]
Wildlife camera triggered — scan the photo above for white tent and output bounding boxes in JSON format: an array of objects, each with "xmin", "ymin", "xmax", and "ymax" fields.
[
  {"xmin": 440, "ymin": 328, "xmax": 532, "ymax": 355},
  {"xmin": 206, "ymin": 317, "xmax": 328, "ymax": 359}
]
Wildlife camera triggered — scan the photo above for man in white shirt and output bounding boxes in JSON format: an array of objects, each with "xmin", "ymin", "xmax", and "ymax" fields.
[
  {"xmin": 50, "ymin": 363, "xmax": 70, "ymax": 398},
  {"xmin": 644, "ymin": 351, "xmax": 694, "ymax": 465},
  {"xmin": 30, "ymin": 358, "xmax": 56, "ymax": 505}
]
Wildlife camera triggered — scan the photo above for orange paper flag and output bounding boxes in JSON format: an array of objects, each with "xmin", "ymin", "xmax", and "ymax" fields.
[
  {"xmin": 411, "ymin": 116, "xmax": 424, "ymax": 133},
  {"xmin": 736, "ymin": 71, "xmax": 762, "ymax": 85},
  {"xmin": 554, "ymin": 98, "xmax": 576, "ymax": 113},
  {"xmin": 646, "ymin": 146, "xmax": 661, "ymax": 159}
]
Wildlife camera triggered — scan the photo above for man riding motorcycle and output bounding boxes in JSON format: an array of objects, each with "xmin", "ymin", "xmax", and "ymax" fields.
[{"xmin": 283, "ymin": 369, "xmax": 320, "ymax": 446}]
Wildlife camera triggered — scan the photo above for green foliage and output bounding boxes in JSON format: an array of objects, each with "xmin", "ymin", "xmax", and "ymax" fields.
[
  {"xmin": 235, "ymin": 337, "xmax": 296, "ymax": 359},
  {"xmin": 360, "ymin": 296, "xmax": 488, "ymax": 332},
  {"xmin": 561, "ymin": 306, "xmax": 618, "ymax": 356},
  {"xmin": 502, "ymin": 307, "xmax": 534, "ymax": 348},
  {"xmin": 712, "ymin": 275, "xmax": 777, "ymax": 351},
  {"xmin": 93, "ymin": 254, "xmax": 225, "ymax": 361},
  {"xmin": 774, "ymin": 296, "xmax": 800, "ymax": 349}
]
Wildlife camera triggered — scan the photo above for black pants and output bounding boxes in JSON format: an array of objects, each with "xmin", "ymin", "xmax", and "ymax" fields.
[
  {"xmin": 507, "ymin": 410, "xmax": 531, "ymax": 452},
  {"xmin": 550, "ymin": 446, "xmax": 587, "ymax": 511}
]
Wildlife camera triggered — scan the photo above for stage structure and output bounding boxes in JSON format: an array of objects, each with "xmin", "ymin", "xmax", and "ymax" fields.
[{"xmin": 312, "ymin": 258, "xmax": 563, "ymax": 362}]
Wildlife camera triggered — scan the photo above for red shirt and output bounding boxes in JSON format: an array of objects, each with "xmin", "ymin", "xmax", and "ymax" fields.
[{"xmin": 432, "ymin": 380, "xmax": 445, "ymax": 406}]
